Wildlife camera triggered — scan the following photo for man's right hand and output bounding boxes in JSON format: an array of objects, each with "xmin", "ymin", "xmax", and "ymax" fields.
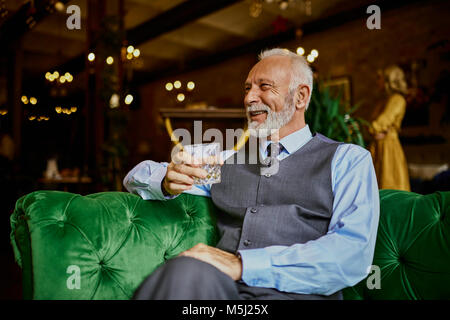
[{"xmin": 162, "ymin": 151, "xmax": 211, "ymax": 196}]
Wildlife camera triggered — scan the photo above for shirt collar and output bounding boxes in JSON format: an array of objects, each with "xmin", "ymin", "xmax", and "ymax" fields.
[{"xmin": 260, "ymin": 125, "xmax": 313, "ymax": 155}]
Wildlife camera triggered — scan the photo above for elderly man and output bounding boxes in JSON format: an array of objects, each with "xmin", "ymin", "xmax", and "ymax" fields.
[{"xmin": 123, "ymin": 48, "xmax": 380, "ymax": 300}]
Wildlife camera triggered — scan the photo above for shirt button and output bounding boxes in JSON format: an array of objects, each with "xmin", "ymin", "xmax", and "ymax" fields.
[
  {"xmin": 243, "ymin": 240, "xmax": 251, "ymax": 247},
  {"xmin": 250, "ymin": 208, "xmax": 257, "ymax": 214}
]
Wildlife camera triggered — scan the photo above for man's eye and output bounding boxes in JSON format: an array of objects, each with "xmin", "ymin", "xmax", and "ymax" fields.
[{"xmin": 261, "ymin": 83, "xmax": 271, "ymax": 89}]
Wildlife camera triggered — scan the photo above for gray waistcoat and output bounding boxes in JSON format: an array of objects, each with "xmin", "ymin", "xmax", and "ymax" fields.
[{"xmin": 210, "ymin": 132, "xmax": 343, "ymax": 299}]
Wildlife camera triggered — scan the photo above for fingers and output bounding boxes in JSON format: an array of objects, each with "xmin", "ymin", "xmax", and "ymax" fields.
[
  {"xmin": 172, "ymin": 151, "xmax": 201, "ymax": 166},
  {"xmin": 172, "ymin": 151, "xmax": 223, "ymax": 167},
  {"xmin": 164, "ymin": 156, "xmax": 207, "ymax": 195},
  {"xmin": 178, "ymin": 243, "xmax": 212, "ymax": 258},
  {"xmin": 170, "ymin": 151, "xmax": 222, "ymax": 179},
  {"xmin": 178, "ymin": 244, "xmax": 242, "ymax": 280},
  {"xmin": 166, "ymin": 169, "xmax": 194, "ymax": 185},
  {"xmin": 164, "ymin": 151, "xmax": 222, "ymax": 196},
  {"xmin": 165, "ymin": 181, "xmax": 192, "ymax": 193},
  {"xmin": 172, "ymin": 163, "xmax": 208, "ymax": 180}
]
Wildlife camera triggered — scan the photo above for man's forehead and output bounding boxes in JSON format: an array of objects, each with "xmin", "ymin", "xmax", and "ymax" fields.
[
  {"xmin": 245, "ymin": 56, "xmax": 291, "ymax": 83},
  {"xmin": 244, "ymin": 77, "xmax": 274, "ymax": 85}
]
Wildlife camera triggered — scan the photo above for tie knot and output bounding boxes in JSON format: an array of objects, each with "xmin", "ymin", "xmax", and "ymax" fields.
[{"xmin": 267, "ymin": 142, "xmax": 281, "ymax": 158}]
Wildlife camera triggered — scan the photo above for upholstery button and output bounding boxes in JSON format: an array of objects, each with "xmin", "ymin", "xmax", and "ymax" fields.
[
  {"xmin": 243, "ymin": 240, "xmax": 251, "ymax": 247},
  {"xmin": 250, "ymin": 208, "xmax": 257, "ymax": 214}
]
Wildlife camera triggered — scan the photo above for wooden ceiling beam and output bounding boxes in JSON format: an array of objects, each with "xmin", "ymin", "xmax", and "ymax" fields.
[
  {"xmin": 0, "ymin": 0, "xmax": 72, "ymax": 44},
  {"xmin": 126, "ymin": 0, "xmax": 242, "ymax": 46},
  {"xmin": 22, "ymin": 0, "xmax": 242, "ymax": 86},
  {"xmin": 131, "ymin": 0, "xmax": 426, "ymax": 86}
]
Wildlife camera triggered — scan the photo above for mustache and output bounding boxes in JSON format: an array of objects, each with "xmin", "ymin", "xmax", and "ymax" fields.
[{"xmin": 246, "ymin": 104, "xmax": 271, "ymax": 113}]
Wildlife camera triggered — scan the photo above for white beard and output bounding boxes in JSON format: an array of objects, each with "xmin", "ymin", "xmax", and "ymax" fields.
[{"xmin": 247, "ymin": 93, "xmax": 296, "ymax": 138}]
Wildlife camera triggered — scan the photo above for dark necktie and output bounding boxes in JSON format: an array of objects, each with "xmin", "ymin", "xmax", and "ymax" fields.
[
  {"xmin": 260, "ymin": 142, "xmax": 281, "ymax": 176},
  {"xmin": 266, "ymin": 142, "xmax": 281, "ymax": 166}
]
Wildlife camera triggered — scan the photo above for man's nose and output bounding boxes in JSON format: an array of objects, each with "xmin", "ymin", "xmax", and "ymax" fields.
[{"xmin": 244, "ymin": 87, "xmax": 260, "ymax": 106}]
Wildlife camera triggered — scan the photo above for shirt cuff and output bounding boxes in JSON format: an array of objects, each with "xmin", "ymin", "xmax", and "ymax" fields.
[
  {"xmin": 147, "ymin": 165, "xmax": 178, "ymax": 201},
  {"xmin": 238, "ymin": 248, "xmax": 275, "ymax": 288}
]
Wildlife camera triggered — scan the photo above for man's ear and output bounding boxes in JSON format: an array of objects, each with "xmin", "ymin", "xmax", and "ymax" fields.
[{"xmin": 295, "ymin": 84, "xmax": 310, "ymax": 110}]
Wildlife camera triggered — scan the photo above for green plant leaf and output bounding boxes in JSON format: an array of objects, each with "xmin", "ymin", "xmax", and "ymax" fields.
[{"xmin": 308, "ymin": 80, "xmax": 367, "ymax": 147}]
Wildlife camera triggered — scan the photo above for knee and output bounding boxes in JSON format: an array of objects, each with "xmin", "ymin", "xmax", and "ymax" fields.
[
  {"xmin": 162, "ymin": 256, "xmax": 219, "ymax": 283},
  {"xmin": 134, "ymin": 256, "xmax": 239, "ymax": 300},
  {"xmin": 133, "ymin": 257, "xmax": 225, "ymax": 300}
]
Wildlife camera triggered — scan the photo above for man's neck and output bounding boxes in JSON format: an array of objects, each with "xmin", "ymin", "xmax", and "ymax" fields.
[{"xmin": 268, "ymin": 122, "xmax": 307, "ymax": 141}]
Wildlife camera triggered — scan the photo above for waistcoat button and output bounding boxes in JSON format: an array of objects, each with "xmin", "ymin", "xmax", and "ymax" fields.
[
  {"xmin": 265, "ymin": 174, "xmax": 271, "ymax": 178},
  {"xmin": 250, "ymin": 208, "xmax": 257, "ymax": 213},
  {"xmin": 243, "ymin": 240, "xmax": 251, "ymax": 246}
]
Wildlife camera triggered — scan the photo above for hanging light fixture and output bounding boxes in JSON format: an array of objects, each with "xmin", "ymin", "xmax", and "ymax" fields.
[
  {"xmin": 109, "ymin": 93, "xmax": 120, "ymax": 109},
  {"xmin": 187, "ymin": 81, "xmax": 195, "ymax": 91},
  {"xmin": 249, "ymin": 0, "xmax": 313, "ymax": 17},
  {"xmin": 0, "ymin": 0, "xmax": 9, "ymax": 19},
  {"xmin": 124, "ymin": 44, "xmax": 141, "ymax": 61},
  {"xmin": 29, "ymin": 97, "xmax": 38, "ymax": 105},
  {"xmin": 88, "ymin": 52, "xmax": 96, "ymax": 62},
  {"xmin": 249, "ymin": 0, "xmax": 263, "ymax": 18},
  {"xmin": 125, "ymin": 94, "xmax": 134, "ymax": 105},
  {"xmin": 279, "ymin": 0, "xmax": 288, "ymax": 10},
  {"xmin": 25, "ymin": 0, "xmax": 37, "ymax": 29},
  {"xmin": 54, "ymin": 1, "xmax": 65, "ymax": 12},
  {"xmin": 45, "ymin": 70, "xmax": 74, "ymax": 84},
  {"xmin": 106, "ymin": 56, "xmax": 114, "ymax": 65},
  {"xmin": 165, "ymin": 83, "xmax": 174, "ymax": 91},
  {"xmin": 166, "ymin": 79, "xmax": 198, "ymax": 104},
  {"xmin": 177, "ymin": 93, "xmax": 185, "ymax": 102}
]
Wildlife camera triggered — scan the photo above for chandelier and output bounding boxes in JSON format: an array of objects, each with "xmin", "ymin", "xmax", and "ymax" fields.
[{"xmin": 249, "ymin": 0, "xmax": 312, "ymax": 18}]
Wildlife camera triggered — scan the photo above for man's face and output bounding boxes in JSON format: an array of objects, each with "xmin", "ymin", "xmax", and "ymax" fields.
[{"xmin": 244, "ymin": 56, "xmax": 296, "ymax": 137}]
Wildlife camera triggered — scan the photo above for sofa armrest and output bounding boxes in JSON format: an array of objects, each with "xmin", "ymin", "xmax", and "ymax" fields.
[{"xmin": 10, "ymin": 191, "xmax": 219, "ymax": 300}]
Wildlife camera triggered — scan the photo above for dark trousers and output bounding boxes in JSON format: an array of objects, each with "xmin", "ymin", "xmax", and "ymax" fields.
[{"xmin": 133, "ymin": 256, "xmax": 342, "ymax": 300}]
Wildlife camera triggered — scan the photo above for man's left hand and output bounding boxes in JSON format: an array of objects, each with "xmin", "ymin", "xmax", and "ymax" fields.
[{"xmin": 178, "ymin": 243, "xmax": 242, "ymax": 281}]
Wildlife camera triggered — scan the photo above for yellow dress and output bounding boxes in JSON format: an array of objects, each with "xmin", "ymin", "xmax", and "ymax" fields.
[{"xmin": 369, "ymin": 93, "xmax": 411, "ymax": 191}]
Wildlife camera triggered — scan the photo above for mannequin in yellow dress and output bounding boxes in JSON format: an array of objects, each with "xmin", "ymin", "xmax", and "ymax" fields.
[{"xmin": 369, "ymin": 65, "xmax": 411, "ymax": 191}]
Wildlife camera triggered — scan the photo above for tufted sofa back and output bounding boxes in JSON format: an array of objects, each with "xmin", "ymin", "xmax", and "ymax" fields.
[
  {"xmin": 343, "ymin": 190, "xmax": 450, "ymax": 299},
  {"xmin": 10, "ymin": 189, "xmax": 450, "ymax": 299},
  {"xmin": 10, "ymin": 191, "xmax": 219, "ymax": 299}
]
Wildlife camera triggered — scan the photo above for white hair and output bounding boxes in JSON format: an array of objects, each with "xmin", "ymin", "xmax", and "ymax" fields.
[{"xmin": 258, "ymin": 48, "xmax": 313, "ymax": 110}]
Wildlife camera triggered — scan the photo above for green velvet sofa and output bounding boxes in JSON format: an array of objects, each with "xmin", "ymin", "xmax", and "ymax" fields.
[{"xmin": 10, "ymin": 189, "xmax": 450, "ymax": 300}]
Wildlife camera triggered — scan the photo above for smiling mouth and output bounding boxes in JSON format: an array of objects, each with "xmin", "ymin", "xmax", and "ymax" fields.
[{"xmin": 249, "ymin": 110, "xmax": 268, "ymax": 117}]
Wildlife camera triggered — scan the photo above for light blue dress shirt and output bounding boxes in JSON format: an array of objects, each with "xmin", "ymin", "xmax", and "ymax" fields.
[{"xmin": 123, "ymin": 125, "xmax": 380, "ymax": 296}]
